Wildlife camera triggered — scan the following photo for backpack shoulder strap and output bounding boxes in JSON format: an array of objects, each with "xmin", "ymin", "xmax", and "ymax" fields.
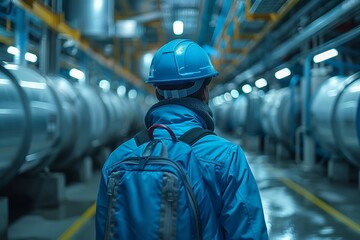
[
  {"xmin": 178, "ymin": 128, "xmax": 216, "ymax": 146},
  {"xmin": 134, "ymin": 130, "xmax": 150, "ymax": 146},
  {"xmin": 134, "ymin": 127, "xmax": 216, "ymax": 147}
]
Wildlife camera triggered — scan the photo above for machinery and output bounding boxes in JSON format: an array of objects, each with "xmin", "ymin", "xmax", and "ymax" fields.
[
  {"xmin": 260, "ymin": 87, "xmax": 301, "ymax": 150},
  {"xmin": 0, "ymin": 63, "xmax": 148, "ymax": 189},
  {"xmin": 311, "ymin": 73, "xmax": 360, "ymax": 167}
]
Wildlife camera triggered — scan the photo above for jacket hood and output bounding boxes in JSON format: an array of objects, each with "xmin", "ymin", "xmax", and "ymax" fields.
[{"xmin": 145, "ymin": 97, "xmax": 215, "ymax": 132}]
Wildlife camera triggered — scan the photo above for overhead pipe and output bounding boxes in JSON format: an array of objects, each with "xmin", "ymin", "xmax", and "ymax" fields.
[
  {"xmin": 302, "ymin": 25, "xmax": 360, "ymax": 170},
  {"xmin": 272, "ymin": 0, "xmax": 360, "ymax": 61},
  {"xmin": 233, "ymin": 0, "xmax": 360, "ymax": 83},
  {"xmin": 197, "ymin": 0, "xmax": 216, "ymax": 45},
  {"xmin": 211, "ymin": 0, "xmax": 232, "ymax": 46},
  {"xmin": 39, "ymin": 0, "xmax": 61, "ymax": 75},
  {"xmin": 221, "ymin": 0, "xmax": 299, "ymax": 81},
  {"xmin": 271, "ymin": 0, "xmax": 323, "ymax": 44},
  {"xmin": 244, "ymin": 0, "xmax": 279, "ymax": 21},
  {"xmin": 14, "ymin": 7, "xmax": 27, "ymax": 65}
]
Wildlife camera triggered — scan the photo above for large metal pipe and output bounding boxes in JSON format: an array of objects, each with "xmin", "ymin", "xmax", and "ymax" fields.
[
  {"xmin": 311, "ymin": 73, "xmax": 360, "ymax": 167},
  {"xmin": 3, "ymin": 64, "xmax": 62, "ymax": 174},
  {"xmin": 0, "ymin": 63, "xmax": 153, "ymax": 187},
  {"xmin": 48, "ymin": 76, "xmax": 93, "ymax": 171},
  {"xmin": 0, "ymin": 64, "xmax": 31, "ymax": 188},
  {"xmin": 260, "ymin": 87, "xmax": 301, "ymax": 148},
  {"xmin": 231, "ymin": 91, "xmax": 263, "ymax": 136},
  {"xmin": 76, "ymin": 84, "xmax": 108, "ymax": 149},
  {"xmin": 303, "ymin": 26, "xmax": 360, "ymax": 169}
]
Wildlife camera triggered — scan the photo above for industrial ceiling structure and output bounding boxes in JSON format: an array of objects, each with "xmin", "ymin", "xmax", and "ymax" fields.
[{"xmin": 0, "ymin": 0, "xmax": 359, "ymax": 96}]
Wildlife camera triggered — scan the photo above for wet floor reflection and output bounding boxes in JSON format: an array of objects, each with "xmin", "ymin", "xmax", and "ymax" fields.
[{"xmin": 247, "ymin": 153, "xmax": 360, "ymax": 240}]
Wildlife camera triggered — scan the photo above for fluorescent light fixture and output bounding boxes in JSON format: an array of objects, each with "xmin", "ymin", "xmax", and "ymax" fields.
[
  {"xmin": 242, "ymin": 84, "xmax": 252, "ymax": 93},
  {"xmin": 313, "ymin": 48, "xmax": 338, "ymax": 63},
  {"xmin": 173, "ymin": 20, "xmax": 184, "ymax": 35},
  {"xmin": 230, "ymin": 89, "xmax": 239, "ymax": 99},
  {"xmin": 255, "ymin": 78, "xmax": 268, "ymax": 88},
  {"xmin": 128, "ymin": 89, "xmax": 138, "ymax": 99},
  {"xmin": 212, "ymin": 95, "xmax": 225, "ymax": 106},
  {"xmin": 7, "ymin": 47, "xmax": 38, "ymax": 63},
  {"xmin": 224, "ymin": 92, "xmax": 232, "ymax": 101},
  {"xmin": 117, "ymin": 85, "xmax": 126, "ymax": 97},
  {"xmin": 115, "ymin": 20, "xmax": 143, "ymax": 38},
  {"xmin": 275, "ymin": 68, "xmax": 291, "ymax": 79},
  {"xmin": 7, "ymin": 46, "xmax": 20, "ymax": 55},
  {"xmin": 25, "ymin": 52, "xmax": 38, "ymax": 63},
  {"xmin": 20, "ymin": 81, "xmax": 46, "ymax": 89},
  {"xmin": 211, "ymin": 98, "xmax": 219, "ymax": 106},
  {"xmin": 99, "ymin": 79, "xmax": 110, "ymax": 92},
  {"xmin": 94, "ymin": 0, "xmax": 103, "ymax": 10},
  {"xmin": 69, "ymin": 68, "xmax": 85, "ymax": 80}
]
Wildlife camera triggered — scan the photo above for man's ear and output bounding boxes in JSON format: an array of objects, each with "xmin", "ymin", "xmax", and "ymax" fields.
[{"xmin": 202, "ymin": 85, "xmax": 209, "ymax": 104}]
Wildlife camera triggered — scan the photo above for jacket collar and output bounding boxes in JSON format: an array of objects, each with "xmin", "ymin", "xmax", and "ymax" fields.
[{"xmin": 145, "ymin": 97, "xmax": 215, "ymax": 131}]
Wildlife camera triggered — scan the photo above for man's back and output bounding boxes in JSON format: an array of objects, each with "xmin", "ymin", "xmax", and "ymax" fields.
[{"xmin": 96, "ymin": 101, "xmax": 268, "ymax": 239}]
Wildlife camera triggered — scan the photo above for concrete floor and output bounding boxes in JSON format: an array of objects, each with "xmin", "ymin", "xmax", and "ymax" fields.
[{"xmin": 7, "ymin": 143, "xmax": 360, "ymax": 240}]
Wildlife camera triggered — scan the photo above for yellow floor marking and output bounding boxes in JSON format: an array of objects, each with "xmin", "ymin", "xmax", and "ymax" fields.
[
  {"xmin": 58, "ymin": 202, "xmax": 96, "ymax": 240},
  {"xmin": 280, "ymin": 177, "xmax": 360, "ymax": 234}
]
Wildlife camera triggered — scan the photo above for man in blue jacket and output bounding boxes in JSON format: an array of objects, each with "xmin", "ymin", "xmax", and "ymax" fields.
[{"xmin": 96, "ymin": 39, "xmax": 268, "ymax": 239}]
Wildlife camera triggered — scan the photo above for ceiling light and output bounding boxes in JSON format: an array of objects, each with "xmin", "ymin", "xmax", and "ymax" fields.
[
  {"xmin": 242, "ymin": 84, "xmax": 252, "ymax": 93},
  {"xmin": 69, "ymin": 68, "xmax": 85, "ymax": 80},
  {"xmin": 7, "ymin": 47, "xmax": 38, "ymax": 63},
  {"xmin": 230, "ymin": 89, "xmax": 239, "ymax": 98},
  {"xmin": 224, "ymin": 92, "xmax": 232, "ymax": 101},
  {"xmin": 128, "ymin": 89, "xmax": 138, "ymax": 99},
  {"xmin": 212, "ymin": 95, "xmax": 225, "ymax": 106},
  {"xmin": 7, "ymin": 46, "xmax": 20, "ymax": 55},
  {"xmin": 255, "ymin": 78, "xmax": 267, "ymax": 88},
  {"xmin": 173, "ymin": 20, "xmax": 184, "ymax": 35},
  {"xmin": 313, "ymin": 48, "xmax": 338, "ymax": 63},
  {"xmin": 25, "ymin": 52, "xmax": 38, "ymax": 63},
  {"xmin": 275, "ymin": 68, "xmax": 291, "ymax": 79},
  {"xmin": 117, "ymin": 85, "xmax": 126, "ymax": 97},
  {"xmin": 99, "ymin": 79, "xmax": 110, "ymax": 92},
  {"xmin": 115, "ymin": 20, "xmax": 143, "ymax": 38}
]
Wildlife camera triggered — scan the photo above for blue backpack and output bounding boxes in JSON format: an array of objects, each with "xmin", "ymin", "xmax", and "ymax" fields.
[{"xmin": 104, "ymin": 124, "xmax": 216, "ymax": 240}]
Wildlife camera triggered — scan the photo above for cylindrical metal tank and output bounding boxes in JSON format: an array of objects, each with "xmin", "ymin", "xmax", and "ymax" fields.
[
  {"xmin": 63, "ymin": 0, "xmax": 114, "ymax": 38},
  {"xmin": 126, "ymin": 98, "xmax": 147, "ymax": 134},
  {"xmin": 230, "ymin": 95, "xmax": 248, "ymax": 135},
  {"xmin": 3, "ymin": 64, "xmax": 62, "ymax": 174},
  {"xmin": 100, "ymin": 91, "xmax": 129, "ymax": 144},
  {"xmin": 77, "ymin": 84, "xmax": 108, "ymax": 150},
  {"xmin": 48, "ymin": 76, "xmax": 92, "ymax": 171},
  {"xmin": 311, "ymin": 73, "xmax": 360, "ymax": 167},
  {"xmin": 260, "ymin": 89, "xmax": 278, "ymax": 140},
  {"xmin": 0, "ymin": 65, "xmax": 31, "ymax": 188},
  {"xmin": 213, "ymin": 101, "xmax": 233, "ymax": 133},
  {"xmin": 231, "ymin": 91, "xmax": 263, "ymax": 136},
  {"xmin": 260, "ymin": 87, "xmax": 301, "ymax": 148}
]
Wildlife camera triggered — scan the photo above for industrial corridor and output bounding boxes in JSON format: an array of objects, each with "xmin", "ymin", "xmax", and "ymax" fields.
[{"xmin": 1, "ymin": 0, "xmax": 360, "ymax": 239}]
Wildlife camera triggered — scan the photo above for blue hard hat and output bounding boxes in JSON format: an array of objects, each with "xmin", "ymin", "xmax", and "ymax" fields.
[{"xmin": 147, "ymin": 39, "xmax": 218, "ymax": 86}]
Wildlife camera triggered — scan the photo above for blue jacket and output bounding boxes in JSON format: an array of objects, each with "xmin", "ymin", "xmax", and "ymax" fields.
[{"xmin": 96, "ymin": 101, "xmax": 268, "ymax": 239}]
